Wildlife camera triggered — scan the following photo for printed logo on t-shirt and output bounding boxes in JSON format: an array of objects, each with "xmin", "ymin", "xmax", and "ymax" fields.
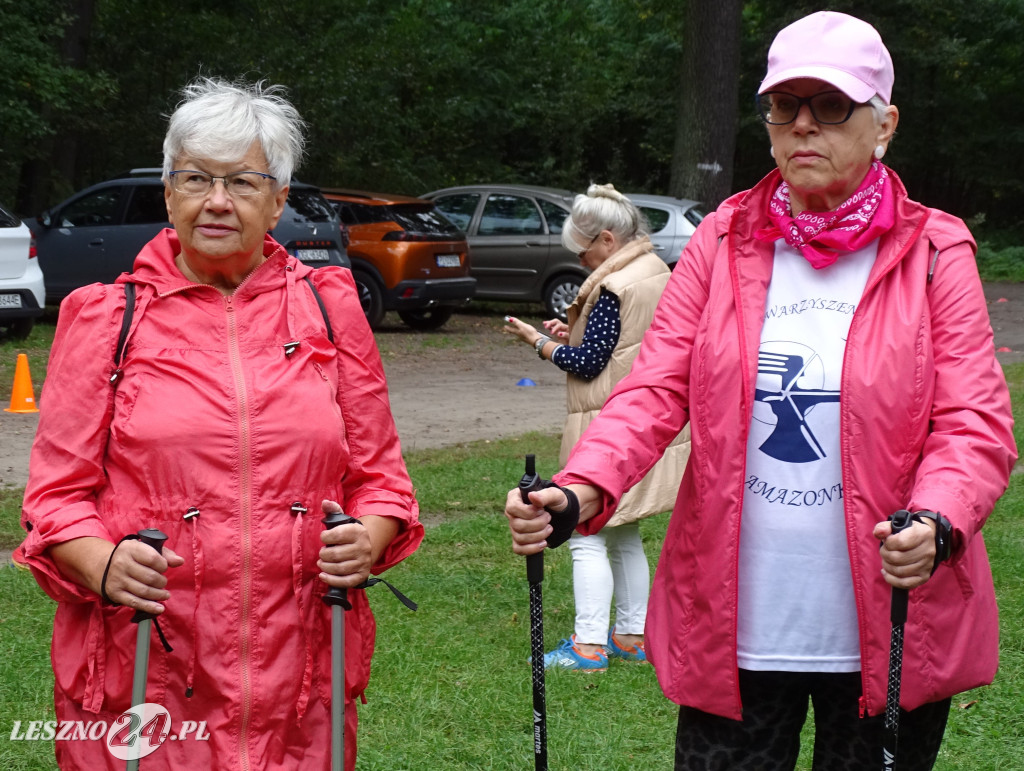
[{"xmin": 753, "ymin": 342, "xmax": 840, "ymax": 463}]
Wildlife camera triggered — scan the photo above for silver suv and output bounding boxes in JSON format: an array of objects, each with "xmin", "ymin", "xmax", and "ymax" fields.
[
  {"xmin": 31, "ymin": 170, "xmax": 349, "ymax": 304},
  {"xmin": 0, "ymin": 202, "xmax": 45, "ymax": 339}
]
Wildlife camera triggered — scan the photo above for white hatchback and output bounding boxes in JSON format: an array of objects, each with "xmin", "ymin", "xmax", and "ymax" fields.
[
  {"xmin": 626, "ymin": 193, "xmax": 706, "ymax": 269},
  {"xmin": 0, "ymin": 202, "xmax": 45, "ymax": 340}
]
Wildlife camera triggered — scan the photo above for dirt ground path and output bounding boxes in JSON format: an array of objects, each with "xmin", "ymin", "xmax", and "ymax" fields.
[{"xmin": 4, "ymin": 281, "xmax": 1024, "ymax": 493}]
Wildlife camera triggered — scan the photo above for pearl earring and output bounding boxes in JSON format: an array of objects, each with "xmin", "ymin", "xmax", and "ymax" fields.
[
  {"xmin": 874, "ymin": 145, "xmax": 886, "ymax": 160},
  {"xmin": 770, "ymin": 146, "xmax": 776, "ymax": 159}
]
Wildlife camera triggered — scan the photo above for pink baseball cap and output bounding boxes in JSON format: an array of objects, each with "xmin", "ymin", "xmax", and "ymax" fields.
[{"xmin": 758, "ymin": 11, "xmax": 894, "ymax": 104}]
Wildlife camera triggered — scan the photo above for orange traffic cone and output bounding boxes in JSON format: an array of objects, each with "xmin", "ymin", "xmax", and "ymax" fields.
[{"xmin": 5, "ymin": 353, "xmax": 39, "ymax": 413}]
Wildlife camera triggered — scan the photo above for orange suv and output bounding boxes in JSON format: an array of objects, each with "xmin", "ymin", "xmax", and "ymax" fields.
[{"xmin": 321, "ymin": 189, "xmax": 475, "ymax": 330}]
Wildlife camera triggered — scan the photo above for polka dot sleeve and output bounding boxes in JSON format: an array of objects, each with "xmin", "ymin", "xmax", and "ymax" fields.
[{"xmin": 550, "ymin": 290, "xmax": 621, "ymax": 380}]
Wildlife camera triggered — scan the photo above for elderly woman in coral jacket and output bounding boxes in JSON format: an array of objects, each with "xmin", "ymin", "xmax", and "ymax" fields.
[
  {"xmin": 16, "ymin": 77, "xmax": 422, "ymax": 771},
  {"xmin": 504, "ymin": 12, "xmax": 1015, "ymax": 770}
]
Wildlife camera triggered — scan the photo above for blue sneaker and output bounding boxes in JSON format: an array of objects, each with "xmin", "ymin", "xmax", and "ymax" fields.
[
  {"xmin": 607, "ymin": 630, "xmax": 647, "ymax": 662},
  {"xmin": 542, "ymin": 636, "xmax": 608, "ymax": 671}
]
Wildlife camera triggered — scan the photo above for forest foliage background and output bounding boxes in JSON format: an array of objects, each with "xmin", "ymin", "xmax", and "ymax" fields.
[{"xmin": 2, "ymin": 0, "xmax": 1023, "ymax": 242}]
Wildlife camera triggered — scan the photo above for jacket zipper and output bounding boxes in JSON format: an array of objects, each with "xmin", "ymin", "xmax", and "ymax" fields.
[
  {"xmin": 839, "ymin": 215, "xmax": 927, "ymax": 717},
  {"xmin": 226, "ymin": 296, "xmax": 255, "ymax": 771}
]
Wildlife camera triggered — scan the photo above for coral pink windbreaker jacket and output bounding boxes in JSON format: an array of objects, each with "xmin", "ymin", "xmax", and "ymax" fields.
[
  {"xmin": 555, "ymin": 169, "xmax": 1016, "ymax": 720},
  {"xmin": 16, "ymin": 230, "xmax": 423, "ymax": 770}
]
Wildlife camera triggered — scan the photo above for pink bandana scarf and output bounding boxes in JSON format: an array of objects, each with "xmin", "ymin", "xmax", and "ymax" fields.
[{"xmin": 755, "ymin": 161, "xmax": 895, "ymax": 269}]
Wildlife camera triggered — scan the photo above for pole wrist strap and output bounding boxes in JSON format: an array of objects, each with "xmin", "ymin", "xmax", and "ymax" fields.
[{"xmin": 541, "ymin": 483, "xmax": 580, "ymax": 548}]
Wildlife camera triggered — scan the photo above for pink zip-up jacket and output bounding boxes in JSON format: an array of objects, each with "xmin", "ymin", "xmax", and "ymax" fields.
[
  {"xmin": 16, "ymin": 230, "xmax": 423, "ymax": 770},
  {"xmin": 555, "ymin": 169, "xmax": 1016, "ymax": 720}
]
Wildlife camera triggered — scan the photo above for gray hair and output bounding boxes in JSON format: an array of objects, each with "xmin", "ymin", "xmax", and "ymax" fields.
[
  {"xmin": 561, "ymin": 183, "xmax": 648, "ymax": 254},
  {"xmin": 162, "ymin": 77, "xmax": 306, "ymax": 187},
  {"xmin": 868, "ymin": 95, "xmax": 890, "ymax": 126}
]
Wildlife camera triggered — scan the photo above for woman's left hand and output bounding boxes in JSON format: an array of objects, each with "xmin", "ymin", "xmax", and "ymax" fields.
[
  {"xmin": 318, "ymin": 499, "xmax": 373, "ymax": 589},
  {"xmin": 873, "ymin": 518, "xmax": 938, "ymax": 589},
  {"xmin": 542, "ymin": 319, "xmax": 569, "ymax": 340}
]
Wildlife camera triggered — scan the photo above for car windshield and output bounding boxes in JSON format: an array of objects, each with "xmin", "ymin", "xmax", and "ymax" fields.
[
  {"xmin": 386, "ymin": 204, "xmax": 461, "ymax": 235},
  {"xmin": 288, "ymin": 189, "xmax": 336, "ymax": 222},
  {"xmin": 685, "ymin": 206, "xmax": 706, "ymax": 227}
]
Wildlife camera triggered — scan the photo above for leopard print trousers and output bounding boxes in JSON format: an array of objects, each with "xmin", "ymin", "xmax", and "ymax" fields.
[{"xmin": 674, "ymin": 670, "xmax": 950, "ymax": 770}]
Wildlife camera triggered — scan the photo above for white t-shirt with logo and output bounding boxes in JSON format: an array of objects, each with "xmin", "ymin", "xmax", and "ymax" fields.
[{"xmin": 736, "ymin": 240, "xmax": 876, "ymax": 672}]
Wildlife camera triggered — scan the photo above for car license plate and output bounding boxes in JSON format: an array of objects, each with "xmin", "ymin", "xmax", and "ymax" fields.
[
  {"xmin": 435, "ymin": 254, "xmax": 461, "ymax": 267},
  {"xmin": 297, "ymin": 249, "xmax": 330, "ymax": 262},
  {"xmin": 0, "ymin": 294, "xmax": 22, "ymax": 309}
]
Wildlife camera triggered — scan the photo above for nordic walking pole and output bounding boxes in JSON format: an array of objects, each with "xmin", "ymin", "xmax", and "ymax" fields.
[
  {"xmin": 883, "ymin": 509, "xmax": 914, "ymax": 770},
  {"xmin": 322, "ymin": 511, "xmax": 358, "ymax": 771},
  {"xmin": 127, "ymin": 528, "xmax": 168, "ymax": 771},
  {"xmin": 518, "ymin": 454, "xmax": 547, "ymax": 771}
]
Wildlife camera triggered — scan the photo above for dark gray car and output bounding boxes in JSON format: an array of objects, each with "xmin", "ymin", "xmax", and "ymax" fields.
[
  {"xmin": 31, "ymin": 170, "xmax": 349, "ymax": 303},
  {"xmin": 422, "ymin": 184, "xmax": 586, "ymax": 319}
]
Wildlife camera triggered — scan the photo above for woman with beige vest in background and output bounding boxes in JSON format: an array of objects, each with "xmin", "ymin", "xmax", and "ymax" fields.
[{"xmin": 502, "ymin": 183, "xmax": 689, "ymax": 670}]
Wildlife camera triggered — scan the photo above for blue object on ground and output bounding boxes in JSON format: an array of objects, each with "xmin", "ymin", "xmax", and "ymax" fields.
[{"xmin": 516, "ymin": 378, "xmax": 537, "ymax": 387}]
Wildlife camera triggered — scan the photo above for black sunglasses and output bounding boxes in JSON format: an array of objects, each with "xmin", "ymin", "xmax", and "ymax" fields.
[{"xmin": 756, "ymin": 90, "xmax": 862, "ymax": 125}]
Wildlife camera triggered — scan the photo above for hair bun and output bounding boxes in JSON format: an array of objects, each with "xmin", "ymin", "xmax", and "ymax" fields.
[{"xmin": 587, "ymin": 182, "xmax": 626, "ymax": 203}]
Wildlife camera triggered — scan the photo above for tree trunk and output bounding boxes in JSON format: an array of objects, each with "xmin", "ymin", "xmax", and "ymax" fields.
[{"xmin": 669, "ymin": 0, "xmax": 743, "ymax": 209}]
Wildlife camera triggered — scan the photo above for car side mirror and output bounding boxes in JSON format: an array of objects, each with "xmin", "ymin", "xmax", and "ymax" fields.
[{"xmin": 38, "ymin": 211, "xmax": 52, "ymax": 228}]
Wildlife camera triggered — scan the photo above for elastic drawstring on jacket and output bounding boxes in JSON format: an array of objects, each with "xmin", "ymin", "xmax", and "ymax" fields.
[
  {"xmin": 289, "ymin": 502, "xmax": 315, "ymax": 720},
  {"xmin": 183, "ymin": 507, "xmax": 202, "ymax": 698}
]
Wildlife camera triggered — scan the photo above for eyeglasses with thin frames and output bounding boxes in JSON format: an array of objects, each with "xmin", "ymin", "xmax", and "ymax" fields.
[
  {"xmin": 168, "ymin": 170, "xmax": 278, "ymax": 198},
  {"xmin": 577, "ymin": 231, "xmax": 601, "ymax": 258},
  {"xmin": 756, "ymin": 90, "xmax": 862, "ymax": 126}
]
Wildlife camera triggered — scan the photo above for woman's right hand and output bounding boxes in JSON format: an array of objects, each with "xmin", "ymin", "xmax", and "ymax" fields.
[
  {"xmin": 504, "ymin": 485, "xmax": 568, "ymax": 556},
  {"xmin": 50, "ymin": 536, "xmax": 184, "ymax": 616},
  {"xmin": 501, "ymin": 315, "xmax": 539, "ymax": 344},
  {"xmin": 101, "ymin": 540, "xmax": 184, "ymax": 616}
]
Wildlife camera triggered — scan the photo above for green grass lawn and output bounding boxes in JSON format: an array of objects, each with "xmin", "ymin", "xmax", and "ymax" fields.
[{"xmin": 1, "ymin": 367, "xmax": 1023, "ymax": 769}]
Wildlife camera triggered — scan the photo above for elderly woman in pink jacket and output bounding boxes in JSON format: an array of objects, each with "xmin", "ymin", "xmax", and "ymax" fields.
[
  {"xmin": 505, "ymin": 12, "xmax": 1015, "ymax": 770},
  {"xmin": 16, "ymin": 78, "xmax": 422, "ymax": 770}
]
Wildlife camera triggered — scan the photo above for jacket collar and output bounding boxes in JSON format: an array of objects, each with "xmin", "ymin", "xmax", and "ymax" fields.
[
  {"xmin": 568, "ymin": 235, "xmax": 655, "ymax": 320},
  {"xmin": 118, "ymin": 229, "xmax": 303, "ymax": 297},
  {"xmin": 717, "ymin": 167, "xmax": 952, "ymax": 279}
]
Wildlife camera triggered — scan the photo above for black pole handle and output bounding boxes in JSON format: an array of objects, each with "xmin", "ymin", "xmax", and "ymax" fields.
[
  {"xmin": 888, "ymin": 509, "xmax": 914, "ymax": 624},
  {"xmin": 322, "ymin": 511, "xmax": 359, "ymax": 610},
  {"xmin": 519, "ymin": 455, "xmax": 545, "ymax": 585},
  {"xmin": 130, "ymin": 529, "xmax": 168, "ymax": 624}
]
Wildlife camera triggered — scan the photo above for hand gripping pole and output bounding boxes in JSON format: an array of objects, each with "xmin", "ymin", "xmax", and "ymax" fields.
[
  {"xmin": 883, "ymin": 509, "xmax": 914, "ymax": 770},
  {"xmin": 518, "ymin": 455, "xmax": 547, "ymax": 771},
  {"xmin": 322, "ymin": 511, "xmax": 358, "ymax": 771},
  {"xmin": 127, "ymin": 528, "xmax": 168, "ymax": 771}
]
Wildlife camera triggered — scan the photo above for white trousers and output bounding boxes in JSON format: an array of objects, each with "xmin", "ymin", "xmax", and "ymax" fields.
[{"xmin": 567, "ymin": 521, "xmax": 650, "ymax": 645}]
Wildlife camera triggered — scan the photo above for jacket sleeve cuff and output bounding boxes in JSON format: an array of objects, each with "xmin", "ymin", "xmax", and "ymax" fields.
[
  {"xmin": 349, "ymin": 496, "xmax": 424, "ymax": 573},
  {"xmin": 907, "ymin": 488, "xmax": 974, "ymax": 561},
  {"xmin": 551, "ymin": 471, "xmax": 619, "ymax": 535},
  {"xmin": 15, "ymin": 507, "xmax": 112, "ymax": 603}
]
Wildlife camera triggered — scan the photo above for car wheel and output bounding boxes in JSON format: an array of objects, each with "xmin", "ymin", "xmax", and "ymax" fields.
[
  {"xmin": 352, "ymin": 269, "xmax": 386, "ymax": 328},
  {"xmin": 543, "ymin": 274, "xmax": 583, "ymax": 321},
  {"xmin": 1, "ymin": 317, "xmax": 34, "ymax": 341},
  {"xmin": 398, "ymin": 307, "xmax": 455, "ymax": 331}
]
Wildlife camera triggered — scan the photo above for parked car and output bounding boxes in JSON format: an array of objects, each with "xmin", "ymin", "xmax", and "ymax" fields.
[
  {"xmin": 626, "ymin": 193, "xmax": 706, "ymax": 268},
  {"xmin": 421, "ymin": 184, "xmax": 585, "ymax": 319},
  {"xmin": 30, "ymin": 169, "xmax": 349, "ymax": 303},
  {"xmin": 0, "ymin": 202, "xmax": 45, "ymax": 339},
  {"xmin": 321, "ymin": 188, "xmax": 475, "ymax": 330}
]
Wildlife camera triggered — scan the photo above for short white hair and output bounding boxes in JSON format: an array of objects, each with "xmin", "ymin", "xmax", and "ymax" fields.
[
  {"xmin": 162, "ymin": 77, "xmax": 306, "ymax": 187},
  {"xmin": 561, "ymin": 183, "xmax": 648, "ymax": 253},
  {"xmin": 868, "ymin": 95, "xmax": 890, "ymax": 126}
]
